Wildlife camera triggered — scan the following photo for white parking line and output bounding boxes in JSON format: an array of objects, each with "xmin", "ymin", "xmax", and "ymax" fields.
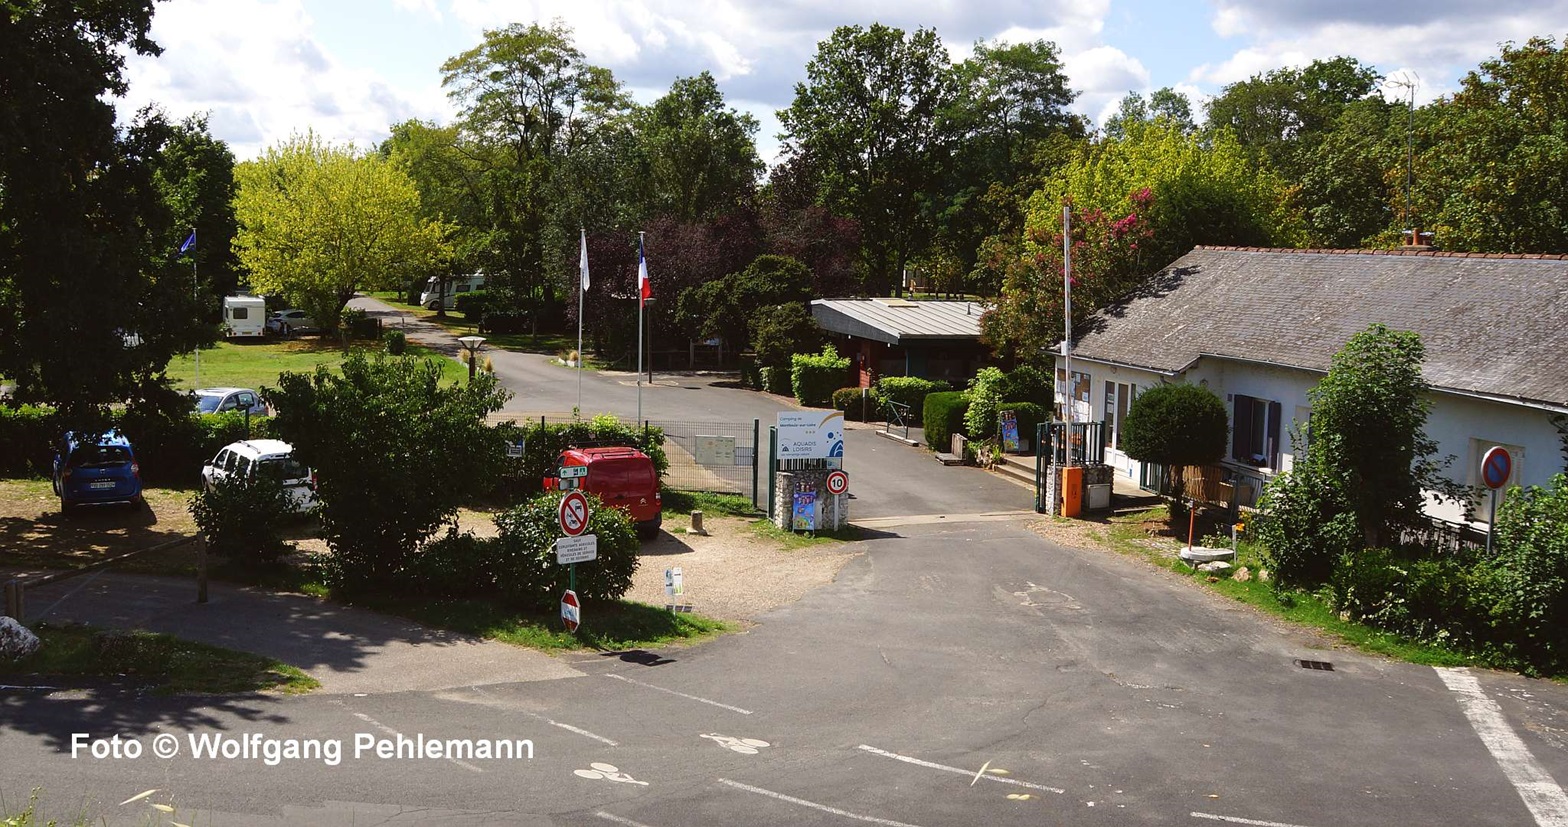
[
  {"xmin": 464, "ymin": 685, "xmax": 619, "ymax": 746},
  {"xmin": 351, "ymin": 712, "xmax": 483, "ymax": 774},
  {"xmin": 856, "ymin": 744, "xmax": 1065, "ymax": 794},
  {"xmin": 605, "ymin": 673, "xmax": 753, "ymax": 715},
  {"xmin": 1436, "ymin": 667, "xmax": 1568, "ymax": 827},
  {"xmin": 596, "ymin": 811, "xmax": 657, "ymax": 827},
  {"xmin": 717, "ymin": 779, "xmax": 924, "ymax": 827},
  {"xmin": 1191, "ymin": 812, "xmax": 1317, "ymax": 827}
]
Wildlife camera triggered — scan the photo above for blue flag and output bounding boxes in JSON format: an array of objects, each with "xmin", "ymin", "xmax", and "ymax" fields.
[{"xmin": 178, "ymin": 230, "xmax": 196, "ymax": 256}]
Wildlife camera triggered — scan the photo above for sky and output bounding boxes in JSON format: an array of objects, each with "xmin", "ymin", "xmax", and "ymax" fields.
[{"xmin": 115, "ymin": 0, "xmax": 1568, "ymax": 164}]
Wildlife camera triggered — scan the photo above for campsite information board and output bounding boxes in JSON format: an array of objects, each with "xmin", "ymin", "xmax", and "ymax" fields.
[{"xmin": 776, "ymin": 410, "xmax": 845, "ymax": 468}]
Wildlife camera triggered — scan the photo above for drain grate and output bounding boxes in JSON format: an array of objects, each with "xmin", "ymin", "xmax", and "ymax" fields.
[{"xmin": 1296, "ymin": 659, "xmax": 1335, "ymax": 672}]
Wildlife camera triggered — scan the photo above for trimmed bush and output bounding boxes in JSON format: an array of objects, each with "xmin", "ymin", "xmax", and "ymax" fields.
[
  {"xmin": 997, "ymin": 401, "xmax": 1047, "ymax": 448},
  {"xmin": 402, "ymin": 529, "xmax": 495, "ymax": 599},
  {"xmin": 758, "ymin": 365, "xmax": 793, "ymax": 396},
  {"xmin": 385, "ymin": 329, "xmax": 407, "ymax": 355},
  {"xmin": 454, "ymin": 290, "xmax": 492, "ymax": 321},
  {"xmin": 492, "ymin": 491, "xmax": 639, "ymax": 608},
  {"xmin": 832, "ymin": 387, "xmax": 883, "ymax": 422},
  {"xmin": 189, "ymin": 472, "xmax": 292, "ymax": 563},
  {"xmin": 791, "ymin": 345, "xmax": 850, "ymax": 408},
  {"xmin": 874, "ymin": 377, "xmax": 950, "ymax": 424},
  {"xmin": 0, "ymin": 404, "xmax": 59, "ymax": 477},
  {"xmin": 341, "ymin": 308, "xmax": 381, "ymax": 339},
  {"xmin": 965, "ymin": 367, "xmax": 1007, "ymax": 440},
  {"xmin": 923, "ymin": 391, "xmax": 970, "ymax": 453},
  {"xmin": 479, "ymin": 311, "xmax": 527, "ymax": 334}
]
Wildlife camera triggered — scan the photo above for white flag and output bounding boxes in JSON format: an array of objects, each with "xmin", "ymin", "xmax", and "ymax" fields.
[{"xmin": 579, "ymin": 229, "xmax": 590, "ymax": 291}]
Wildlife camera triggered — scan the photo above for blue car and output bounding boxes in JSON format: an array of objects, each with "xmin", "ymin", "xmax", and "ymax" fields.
[{"xmin": 52, "ymin": 431, "xmax": 144, "ymax": 514}]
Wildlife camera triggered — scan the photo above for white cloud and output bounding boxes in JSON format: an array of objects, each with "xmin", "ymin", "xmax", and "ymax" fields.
[{"xmin": 118, "ymin": 0, "xmax": 449, "ymax": 159}]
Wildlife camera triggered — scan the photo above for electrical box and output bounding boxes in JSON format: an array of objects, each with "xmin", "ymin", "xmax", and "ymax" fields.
[{"xmin": 1086, "ymin": 483, "xmax": 1111, "ymax": 511}]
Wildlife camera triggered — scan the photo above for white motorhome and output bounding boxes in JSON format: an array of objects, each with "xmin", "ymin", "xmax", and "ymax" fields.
[
  {"xmin": 419, "ymin": 273, "xmax": 485, "ymax": 310},
  {"xmin": 222, "ymin": 295, "xmax": 267, "ymax": 338}
]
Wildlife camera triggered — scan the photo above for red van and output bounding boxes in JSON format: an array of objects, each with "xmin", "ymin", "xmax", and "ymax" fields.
[{"xmin": 551, "ymin": 446, "xmax": 662, "ymax": 540}]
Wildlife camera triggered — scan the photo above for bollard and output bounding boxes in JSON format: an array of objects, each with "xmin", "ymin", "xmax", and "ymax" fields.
[
  {"xmin": 4, "ymin": 578, "xmax": 24, "ymax": 622},
  {"xmin": 196, "ymin": 538, "xmax": 209, "ymax": 604},
  {"xmin": 688, "ymin": 509, "xmax": 707, "ymax": 536}
]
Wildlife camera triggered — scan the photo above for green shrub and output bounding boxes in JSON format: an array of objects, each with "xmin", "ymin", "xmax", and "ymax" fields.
[
  {"xmin": 341, "ymin": 308, "xmax": 381, "ymax": 339},
  {"xmin": 791, "ymin": 345, "xmax": 850, "ymax": 408},
  {"xmin": 739, "ymin": 356, "xmax": 762, "ymax": 390},
  {"xmin": 115, "ymin": 410, "xmax": 274, "ymax": 488},
  {"xmin": 1001, "ymin": 365, "xmax": 1053, "ymax": 408},
  {"xmin": 758, "ymin": 365, "xmax": 793, "ymax": 396},
  {"xmin": 874, "ymin": 377, "xmax": 950, "ymax": 424},
  {"xmin": 1255, "ymin": 460, "xmax": 1360, "ymax": 588},
  {"xmin": 492, "ymin": 491, "xmax": 639, "ymax": 608},
  {"xmin": 455, "ymin": 290, "xmax": 492, "ymax": 320},
  {"xmin": 492, "ymin": 415, "xmax": 667, "ymax": 501},
  {"xmin": 385, "ymin": 329, "xmax": 407, "ymax": 356},
  {"xmin": 997, "ymin": 402, "xmax": 1047, "ymax": 448},
  {"xmin": 405, "ymin": 278, "xmax": 424, "ymax": 306},
  {"xmin": 0, "ymin": 404, "xmax": 59, "ymax": 477},
  {"xmin": 923, "ymin": 391, "xmax": 970, "ymax": 452},
  {"xmin": 402, "ymin": 529, "xmax": 495, "ymax": 599},
  {"xmin": 964, "ymin": 367, "xmax": 1007, "ymax": 440},
  {"xmin": 831, "ymin": 387, "xmax": 882, "ymax": 421},
  {"xmin": 189, "ymin": 473, "xmax": 292, "ymax": 563},
  {"xmin": 1468, "ymin": 474, "xmax": 1568, "ymax": 672}
]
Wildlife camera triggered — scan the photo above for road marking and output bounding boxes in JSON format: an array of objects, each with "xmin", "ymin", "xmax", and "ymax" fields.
[
  {"xmin": 1191, "ymin": 813, "xmax": 1316, "ymax": 827},
  {"xmin": 717, "ymin": 779, "xmax": 924, "ymax": 827},
  {"xmin": 853, "ymin": 511, "xmax": 1038, "ymax": 530},
  {"xmin": 466, "ymin": 685, "xmax": 619, "ymax": 746},
  {"xmin": 605, "ymin": 673, "xmax": 753, "ymax": 715},
  {"xmin": 33, "ymin": 567, "xmax": 107, "ymax": 620},
  {"xmin": 1436, "ymin": 667, "xmax": 1568, "ymax": 827},
  {"xmin": 351, "ymin": 711, "xmax": 483, "ymax": 774},
  {"xmin": 856, "ymin": 744, "xmax": 1064, "ymax": 794},
  {"xmin": 596, "ymin": 813, "xmax": 657, "ymax": 827}
]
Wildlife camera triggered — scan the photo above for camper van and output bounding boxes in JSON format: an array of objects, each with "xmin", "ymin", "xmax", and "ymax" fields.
[
  {"xmin": 419, "ymin": 273, "xmax": 485, "ymax": 310},
  {"xmin": 222, "ymin": 295, "xmax": 267, "ymax": 338}
]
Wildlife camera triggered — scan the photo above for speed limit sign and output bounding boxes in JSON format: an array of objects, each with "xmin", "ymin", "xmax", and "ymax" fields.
[{"xmin": 825, "ymin": 470, "xmax": 849, "ymax": 495}]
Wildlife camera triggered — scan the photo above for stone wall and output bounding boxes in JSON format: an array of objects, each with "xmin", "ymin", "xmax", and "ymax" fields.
[{"xmin": 772, "ymin": 470, "xmax": 849, "ymax": 531}]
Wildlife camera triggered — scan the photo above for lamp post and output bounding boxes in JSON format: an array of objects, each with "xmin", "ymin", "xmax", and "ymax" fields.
[{"xmin": 458, "ymin": 336, "xmax": 486, "ymax": 381}]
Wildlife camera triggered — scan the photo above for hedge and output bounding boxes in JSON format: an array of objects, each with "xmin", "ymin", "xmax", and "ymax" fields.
[
  {"xmin": 922, "ymin": 391, "xmax": 970, "ymax": 453},
  {"xmin": 0, "ymin": 405, "xmax": 59, "ymax": 477},
  {"xmin": 791, "ymin": 345, "xmax": 849, "ymax": 408},
  {"xmin": 1001, "ymin": 365, "xmax": 1054, "ymax": 409},
  {"xmin": 0, "ymin": 405, "xmax": 274, "ymax": 485},
  {"xmin": 454, "ymin": 290, "xmax": 492, "ymax": 321},
  {"xmin": 832, "ymin": 387, "xmax": 884, "ymax": 422},
  {"xmin": 758, "ymin": 365, "xmax": 793, "ymax": 396},
  {"xmin": 998, "ymin": 401, "xmax": 1047, "ymax": 450},
  {"xmin": 874, "ymin": 377, "xmax": 950, "ymax": 425},
  {"xmin": 490, "ymin": 490, "xmax": 640, "ymax": 607}
]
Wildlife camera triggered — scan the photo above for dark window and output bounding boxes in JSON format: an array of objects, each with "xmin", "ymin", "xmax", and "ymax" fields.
[
  {"xmin": 69, "ymin": 445, "xmax": 131, "ymax": 468},
  {"xmin": 1232, "ymin": 395, "xmax": 1282, "ymax": 468},
  {"xmin": 233, "ymin": 307, "xmax": 249, "ymax": 320},
  {"xmin": 256, "ymin": 457, "xmax": 308, "ymax": 482}
]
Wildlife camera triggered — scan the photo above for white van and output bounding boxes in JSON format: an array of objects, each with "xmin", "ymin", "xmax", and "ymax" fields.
[
  {"xmin": 202, "ymin": 439, "xmax": 317, "ymax": 514},
  {"xmin": 222, "ymin": 295, "xmax": 267, "ymax": 338},
  {"xmin": 419, "ymin": 273, "xmax": 485, "ymax": 310}
]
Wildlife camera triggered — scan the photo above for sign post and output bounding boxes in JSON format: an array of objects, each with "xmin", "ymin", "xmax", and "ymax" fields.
[
  {"xmin": 1481, "ymin": 447, "xmax": 1512, "ymax": 554},
  {"xmin": 558, "ymin": 490, "xmax": 592, "ymax": 631}
]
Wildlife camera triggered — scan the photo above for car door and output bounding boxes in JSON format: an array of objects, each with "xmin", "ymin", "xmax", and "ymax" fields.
[
  {"xmin": 203, "ymin": 448, "xmax": 232, "ymax": 491},
  {"xmin": 235, "ymin": 391, "xmax": 260, "ymax": 415}
]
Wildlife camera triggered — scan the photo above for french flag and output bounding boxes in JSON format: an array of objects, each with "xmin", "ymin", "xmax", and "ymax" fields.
[{"xmin": 638, "ymin": 238, "xmax": 651, "ymax": 307}]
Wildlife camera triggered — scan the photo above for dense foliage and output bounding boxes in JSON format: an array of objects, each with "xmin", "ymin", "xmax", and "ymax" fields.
[
  {"xmin": 922, "ymin": 391, "xmax": 971, "ymax": 453},
  {"xmin": 189, "ymin": 473, "xmax": 292, "ymax": 563},
  {"xmin": 964, "ymin": 367, "xmax": 1007, "ymax": 440},
  {"xmin": 874, "ymin": 377, "xmax": 951, "ymax": 425},
  {"xmin": 790, "ymin": 345, "xmax": 851, "ymax": 408},
  {"xmin": 492, "ymin": 415, "xmax": 667, "ymax": 500},
  {"xmin": 1121, "ymin": 383, "xmax": 1228, "ymax": 506}
]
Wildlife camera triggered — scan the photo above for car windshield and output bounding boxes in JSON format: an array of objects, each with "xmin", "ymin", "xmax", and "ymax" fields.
[
  {"xmin": 255, "ymin": 456, "xmax": 308, "ymax": 482},
  {"xmin": 196, "ymin": 394, "xmax": 223, "ymax": 413},
  {"xmin": 69, "ymin": 445, "xmax": 131, "ymax": 469}
]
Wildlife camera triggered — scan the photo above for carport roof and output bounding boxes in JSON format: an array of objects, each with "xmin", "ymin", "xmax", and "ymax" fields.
[{"xmin": 811, "ymin": 299, "xmax": 984, "ymax": 345}]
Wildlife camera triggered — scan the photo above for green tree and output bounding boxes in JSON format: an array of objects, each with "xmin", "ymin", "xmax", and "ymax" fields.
[
  {"xmin": 1121, "ymin": 383, "xmax": 1229, "ymax": 511},
  {"xmin": 145, "ymin": 111, "xmax": 242, "ymax": 300},
  {"xmin": 1104, "ymin": 87, "xmax": 1196, "ymax": 139},
  {"xmin": 269, "ymin": 353, "xmax": 510, "ymax": 594},
  {"xmin": 779, "ymin": 23, "xmax": 956, "ymax": 294},
  {"xmin": 1412, "ymin": 37, "xmax": 1568, "ymax": 253},
  {"xmin": 750, "ymin": 302, "xmax": 821, "ymax": 374},
  {"xmin": 234, "ymin": 133, "xmax": 450, "ymax": 333},
  {"xmin": 1204, "ymin": 56, "xmax": 1382, "ymax": 179},
  {"xmin": 383, "ymin": 119, "xmax": 492, "ymax": 317},
  {"xmin": 1296, "ymin": 98, "xmax": 1400, "ymax": 247},
  {"xmin": 635, "ymin": 72, "xmax": 762, "ymax": 221},
  {"xmin": 679, "ymin": 254, "xmax": 813, "ymax": 354}
]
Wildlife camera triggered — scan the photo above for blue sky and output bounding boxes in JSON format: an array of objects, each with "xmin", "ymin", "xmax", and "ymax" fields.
[{"xmin": 117, "ymin": 0, "xmax": 1568, "ymax": 162}]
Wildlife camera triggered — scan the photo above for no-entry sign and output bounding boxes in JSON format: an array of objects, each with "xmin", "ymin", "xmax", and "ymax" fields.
[
  {"xmin": 559, "ymin": 490, "xmax": 590, "ymax": 537},
  {"xmin": 1482, "ymin": 446, "xmax": 1512, "ymax": 490},
  {"xmin": 825, "ymin": 469, "xmax": 849, "ymax": 496},
  {"xmin": 561, "ymin": 589, "xmax": 580, "ymax": 633}
]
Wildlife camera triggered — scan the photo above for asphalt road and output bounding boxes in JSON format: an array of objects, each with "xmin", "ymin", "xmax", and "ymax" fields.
[{"xmin": 4, "ymin": 300, "xmax": 1568, "ymax": 825}]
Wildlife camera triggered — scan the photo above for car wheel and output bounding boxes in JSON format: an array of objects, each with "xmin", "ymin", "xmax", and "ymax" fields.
[
  {"xmin": 636, "ymin": 523, "xmax": 661, "ymax": 541},
  {"xmin": 59, "ymin": 497, "xmax": 74, "ymax": 517},
  {"xmin": 282, "ymin": 323, "xmax": 292, "ymax": 336},
  {"xmin": 427, "ymin": 301, "xmax": 441, "ymax": 311}
]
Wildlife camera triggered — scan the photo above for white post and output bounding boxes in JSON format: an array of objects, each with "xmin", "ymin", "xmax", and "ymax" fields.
[
  {"xmin": 192, "ymin": 227, "xmax": 200, "ymax": 391},
  {"xmin": 577, "ymin": 228, "xmax": 586, "ymax": 414},
  {"xmin": 637, "ymin": 231, "xmax": 645, "ymax": 424},
  {"xmin": 1062, "ymin": 205, "xmax": 1072, "ymax": 461}
]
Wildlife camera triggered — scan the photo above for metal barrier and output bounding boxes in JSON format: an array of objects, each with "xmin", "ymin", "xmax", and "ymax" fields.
[
  {"xmin": 4, "ymin": 535, "xmax": 199, "ymax": 622},
  {"xmin": 884, "ymin": 401, "xmax": 912, "ymax": 441}
]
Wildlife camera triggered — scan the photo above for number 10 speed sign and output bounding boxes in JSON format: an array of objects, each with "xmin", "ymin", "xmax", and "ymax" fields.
[
  {"xmin": 559, "ymin": 489, "xmax": 590, "ymax": 537},
  {"xmin": 825, "ymin": 470, "xmax": 849, "ymax": 496}
]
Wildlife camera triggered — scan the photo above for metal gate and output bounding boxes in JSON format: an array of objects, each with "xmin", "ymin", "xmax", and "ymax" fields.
[{"xmin": 648, "ymin": 418, "xmax": 763, "ymax": 507}]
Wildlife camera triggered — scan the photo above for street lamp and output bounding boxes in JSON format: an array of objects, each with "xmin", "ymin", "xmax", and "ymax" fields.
[{"xmin": 458, "ymin": 335, "xmax": 486, "ymax": 381}]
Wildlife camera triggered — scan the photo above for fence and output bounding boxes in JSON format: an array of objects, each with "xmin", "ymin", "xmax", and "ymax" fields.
[
  {"xmin": 1041, "ymin": 421, "xmax": 1105, "ymax": 466},
  {"xmin": 884, "ymin": 401, "xmax": 913, "ymax": 441}
]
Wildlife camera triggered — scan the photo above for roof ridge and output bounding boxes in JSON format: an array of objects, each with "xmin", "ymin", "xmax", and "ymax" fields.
[{"xmin": 1194, "ymin": 245, "xmax": 1568, "ymax": 261}]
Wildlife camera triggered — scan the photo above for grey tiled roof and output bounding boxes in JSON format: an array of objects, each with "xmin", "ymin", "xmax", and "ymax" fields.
[
  {"xmin": 812, "ymin": 299, "xmax": 984, "ymax": 345},
  {"xmin": 1071, "ymin": 247, "xmax": 1568, "ymax": 409}
]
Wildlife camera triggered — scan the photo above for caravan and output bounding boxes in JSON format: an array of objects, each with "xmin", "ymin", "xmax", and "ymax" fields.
[
  {"xmin": 222, "ymin": 296, "xmax": 267, "ymax": 338},
  {"xmin": 419, "ymin": 273, "xmax": 485, "ymax": 310}
]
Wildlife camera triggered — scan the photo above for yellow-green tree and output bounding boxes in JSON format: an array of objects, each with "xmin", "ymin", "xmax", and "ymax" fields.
[{"xmin": 235, "ymin": 133, "xmax": 449, "ymax": 332}]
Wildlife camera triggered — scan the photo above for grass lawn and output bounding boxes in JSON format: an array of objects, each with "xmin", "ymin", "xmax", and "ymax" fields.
[
  {"xmin": 164, "ymin": 339, "xmax": 466, "ymax": 391},
  {"xmin": 1093, "ymin": 507, "xmax": 1473, "ymax": 667},
  {"xmin": 355, "ymin": 594, "xmax": 729, "ymax": 653},
  {"xmin": 0, "ymin": 621, "xmax": 317, "ymax": 694},
  {"xmin": 367, "ymin": 292, "xmax": 606, "ymax": 363}
]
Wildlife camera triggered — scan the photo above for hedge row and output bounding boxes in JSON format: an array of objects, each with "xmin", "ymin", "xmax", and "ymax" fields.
[
  {"xmin": 490, "ymin": 415, "xmax": 667, "ymax": 500},
  {"xmin": 832, "ymin": 387, "xmax": 885, "ymax": 422},
  {"xmin": 791, "ymin": 345, "xmax": 849, "ymax": 408},
  {"xmin": 922, "ymin": 391, "xmax": 970, "ymax": 453},
  {"xmin": 874, "ymin": 377, "xmax": 950, "ymax": 424},
  {"xmin": 0, "ymin": 405, "xmax": 274, "ymax": 486}
]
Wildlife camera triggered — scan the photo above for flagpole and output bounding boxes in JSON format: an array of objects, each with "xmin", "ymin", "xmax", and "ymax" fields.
[
  {"xmin": 1062, "ymin": 205, "xmax": 1072, "ymax": 447},
  {"xmin": 636, "ymin": 231, "xmax": 645, "ymax": 424},
  {"xmin": 191, "ymin": 227, "xmax": 200, "ymax": 391},
  {"xmin": 577, "ymin": 228, "xmax": 585, "ymax": 415}
]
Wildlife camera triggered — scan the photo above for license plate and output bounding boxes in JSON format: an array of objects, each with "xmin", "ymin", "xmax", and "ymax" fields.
[{"xmin": 89, "ymin": 480, "xmax": 115, "ymax": 489}]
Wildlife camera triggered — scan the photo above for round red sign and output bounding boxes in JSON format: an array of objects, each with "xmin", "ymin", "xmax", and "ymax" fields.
[
  {"xmin": 559, "ymin": 490, "xmax": 590, "ymax": 537},
  {"xmin": 825, "ymin": 470, "xmax": 849, "ymax": 496},
  {"xmin": 1481, "ymin": 446, "xmax": 1512, "ymax": 490}
]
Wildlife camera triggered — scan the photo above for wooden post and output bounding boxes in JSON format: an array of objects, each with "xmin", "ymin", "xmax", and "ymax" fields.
[
  {"xmin": 197, "ymin": 537, "xmax": 209, "ymax": 604},
  {"xmin": 4, "ymin": 579, "xmax": 23, "ymax": 621}
]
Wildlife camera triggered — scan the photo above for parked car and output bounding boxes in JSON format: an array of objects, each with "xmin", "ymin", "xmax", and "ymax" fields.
[
  {"xmin": 545, "ymin": 446, "xmax": 662, "ymax": 540},
  {"xmin": 194, "ymin": 387, "xmax": 268, "ymax": 417},
  {"xmin": 266, "ymin": 309, "xmax": 317, "ymax": 335},
  {"xmin": 201, "ymin": 439, "xmax": 318, "ymax": 514},
  {"xmin": 52, "ymin": 431, "xmax": 144, "ymax": 514}
]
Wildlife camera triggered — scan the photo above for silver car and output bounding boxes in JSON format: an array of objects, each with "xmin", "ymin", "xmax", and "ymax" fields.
[{"xmin": 194, "ymin": 387, "xmax": 268, "ymax": 417}]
